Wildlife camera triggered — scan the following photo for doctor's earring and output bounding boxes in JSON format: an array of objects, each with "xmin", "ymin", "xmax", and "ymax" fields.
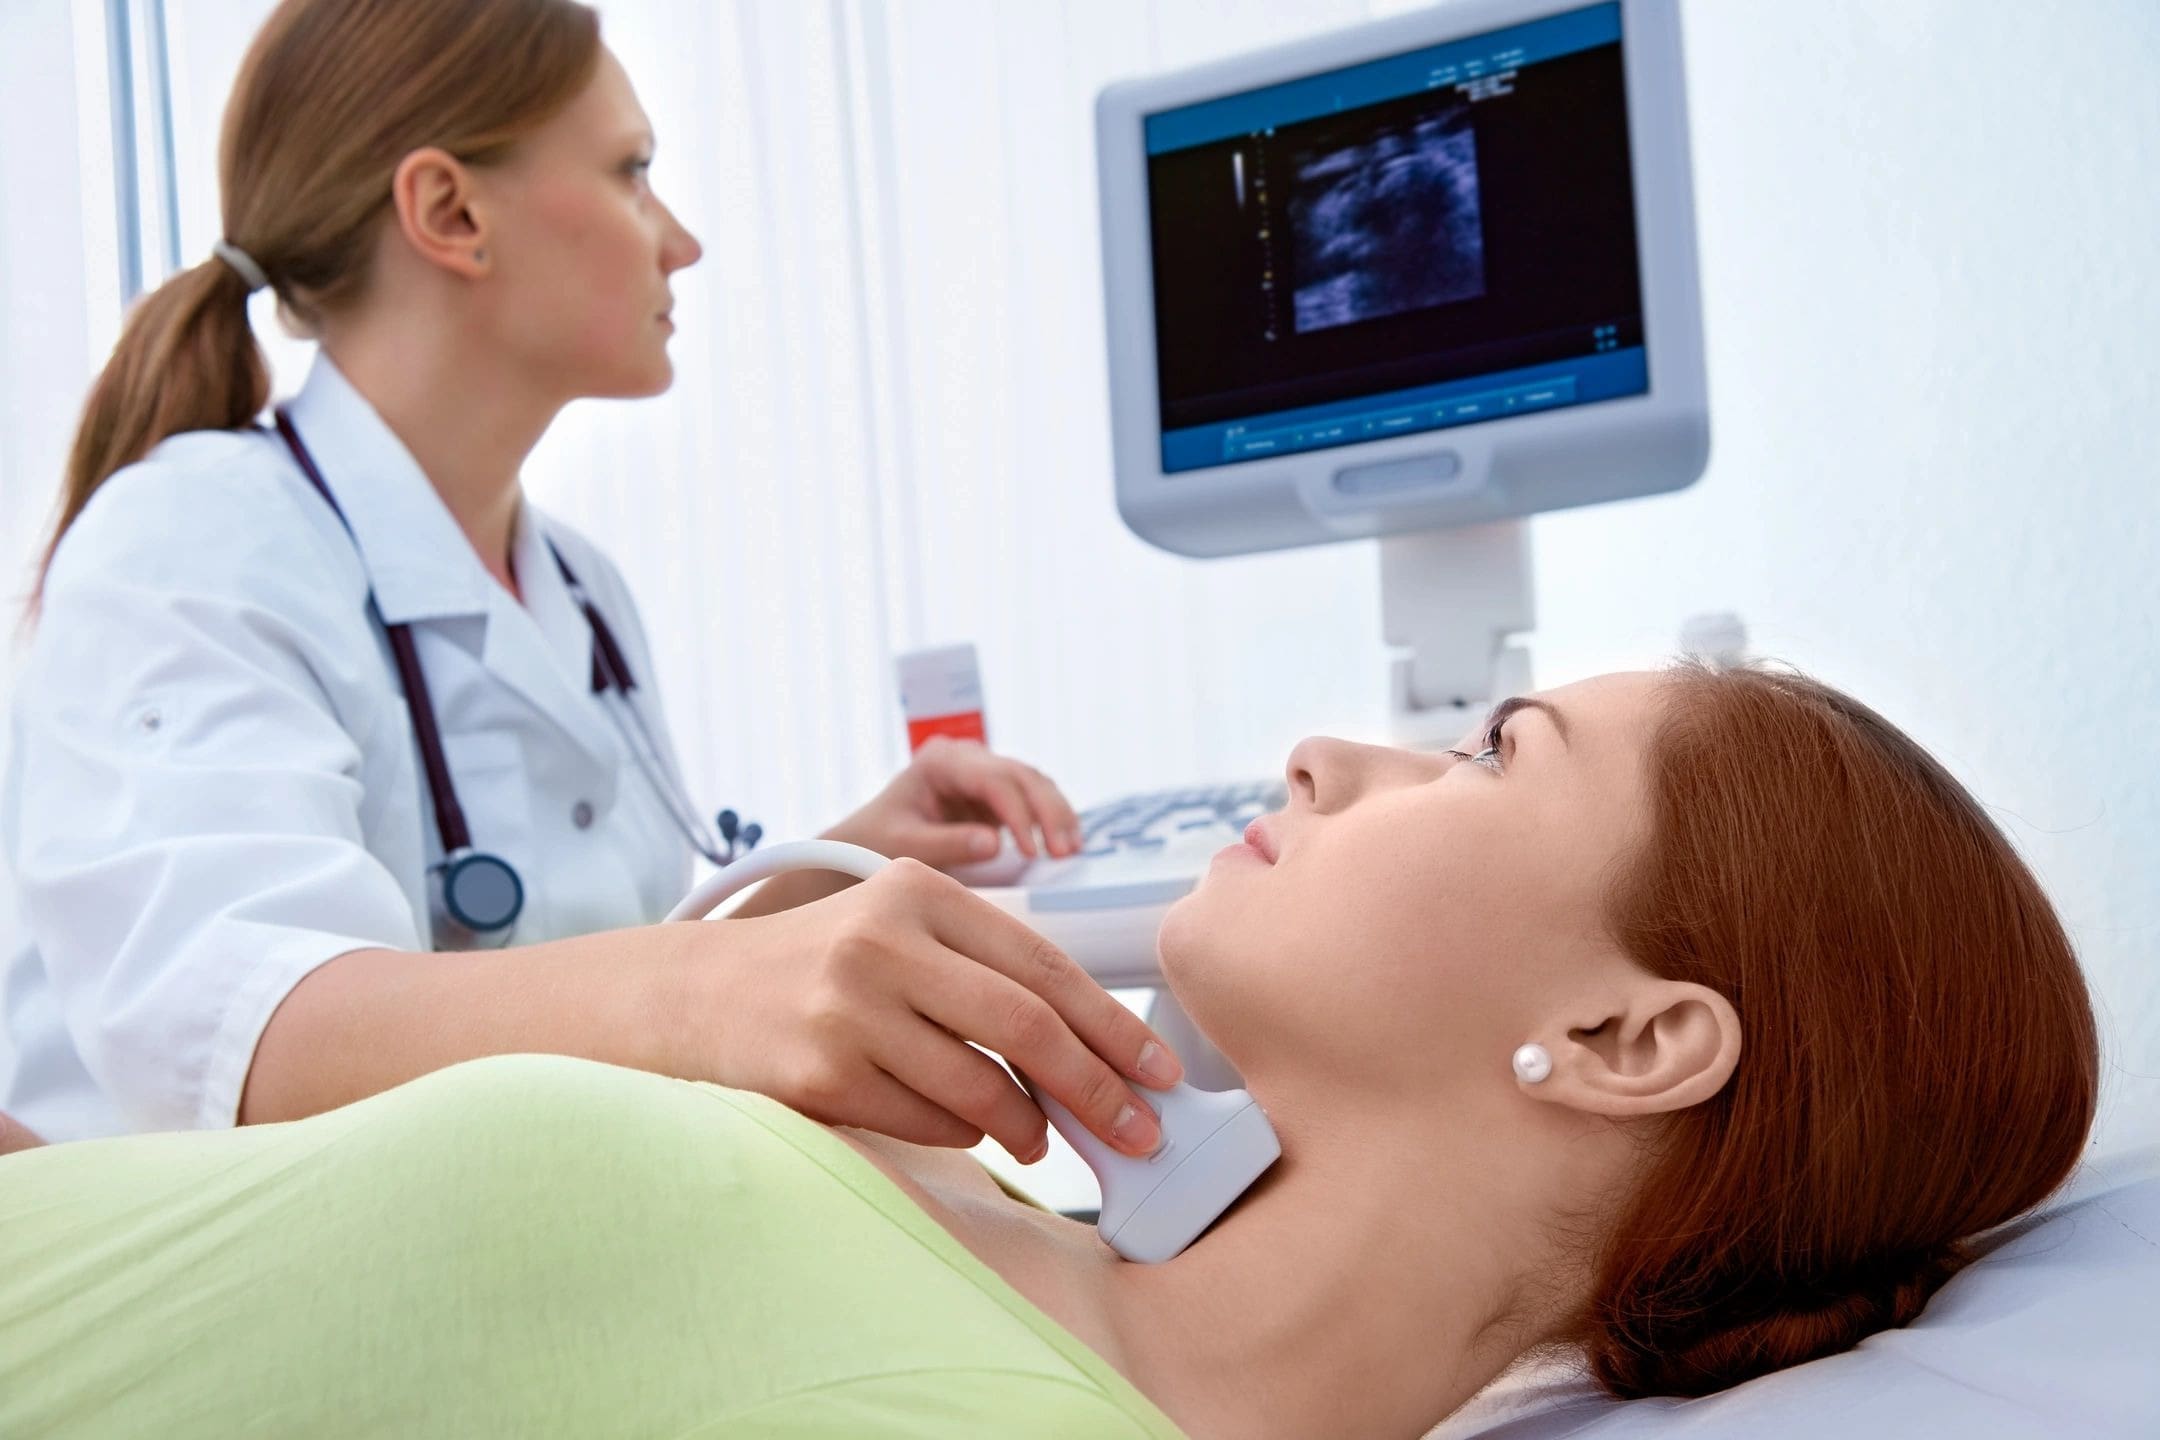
[{"xmin": 1511, "ymin": 1043, "xmax": 1553, "ymax": 1085}]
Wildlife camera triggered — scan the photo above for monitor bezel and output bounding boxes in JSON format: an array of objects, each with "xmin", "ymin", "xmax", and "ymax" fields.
[{"xmin": 1097, "ymin": 0, "xmax": 1708, "ymax": 558}]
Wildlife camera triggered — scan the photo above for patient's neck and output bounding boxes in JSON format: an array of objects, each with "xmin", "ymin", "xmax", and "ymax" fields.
[{"xmin": 1089, "ymin": 1081, "xmax": 1598, "ymax": 1440}]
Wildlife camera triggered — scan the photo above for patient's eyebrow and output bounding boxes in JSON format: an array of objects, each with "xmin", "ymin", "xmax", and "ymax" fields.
[{"xmin": 1488, "ymin": 696, "xmax": 1571, "ymax": 748}]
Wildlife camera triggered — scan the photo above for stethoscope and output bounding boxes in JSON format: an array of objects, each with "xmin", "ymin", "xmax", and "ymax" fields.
[{"xmin": 272, "ymin": 409, "xmax": 761, "ymax": 936}]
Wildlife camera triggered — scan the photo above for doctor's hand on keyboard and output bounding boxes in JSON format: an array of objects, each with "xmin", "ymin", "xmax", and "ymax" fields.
[
  {"xmin": 949, "ymin": 779, "xmax": 1290, "ymax": 902},
  {"xmin": 836, "ymin": 736, "xmax": 1087, "ymax": 870}
]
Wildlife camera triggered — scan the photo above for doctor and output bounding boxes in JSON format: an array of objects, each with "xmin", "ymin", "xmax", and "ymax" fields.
[{"xmin": 1, "ymin": 0, "xmax": 1184, "ymax": 1159}]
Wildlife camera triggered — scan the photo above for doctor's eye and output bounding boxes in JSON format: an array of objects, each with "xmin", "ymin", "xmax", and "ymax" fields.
[{"xmin": 621, "ymin": 156, "xmax": 653, "ymax": 183}]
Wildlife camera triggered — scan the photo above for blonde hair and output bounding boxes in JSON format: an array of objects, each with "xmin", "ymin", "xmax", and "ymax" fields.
[{"xmin": 37, "ymin": 0, "xmax": 601, "ymax": 606}]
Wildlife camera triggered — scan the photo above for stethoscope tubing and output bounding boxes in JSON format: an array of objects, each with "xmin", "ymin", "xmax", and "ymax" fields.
[
  {"xmin": 557, "ymin": 561, "xmax": 730, "ymax": 868},
  {"xmin": 664, "ymin": 839, "xmax": 890, "ymax": 922},
  {"xmin": 272, "ymin": 408, "xmax": 738, "ymax": 930}
]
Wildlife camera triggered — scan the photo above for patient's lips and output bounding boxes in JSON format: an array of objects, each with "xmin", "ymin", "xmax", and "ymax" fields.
[{"xmin": 1212, "ymin": 817, "xmax": 1276, "ymax": 867}]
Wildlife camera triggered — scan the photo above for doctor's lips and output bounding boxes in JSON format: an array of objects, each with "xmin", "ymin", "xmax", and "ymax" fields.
[{"xmin": 1241, "ymin": 818, "xmax": 1279, "ymax": 864}]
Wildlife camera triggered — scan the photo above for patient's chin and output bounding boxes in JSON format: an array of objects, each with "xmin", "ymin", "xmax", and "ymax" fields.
[
  {"xmin": 1153, "ymin": 897, "xmax": 1219, "ymax": 1014},
  {"xmin": 1154, "ymin": 890, "xmax": 1210, "ymax": 986},
  {"xmin": 1152, "ymin": 896, "xmax": 1263, "ymax": 1073}
]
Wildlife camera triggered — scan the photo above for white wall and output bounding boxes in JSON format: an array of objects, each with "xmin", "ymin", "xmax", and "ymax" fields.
[
  {"xmin": 1530, "ymin": 0, "xmax": 2159, "ymax": 1149},
  {"xmin": 0, "ymin": 0, "xmax": 100, "ymax": 614},
  {"xmin": 0, "ymin": 0, "xmax": 110, "ymax": 997}
]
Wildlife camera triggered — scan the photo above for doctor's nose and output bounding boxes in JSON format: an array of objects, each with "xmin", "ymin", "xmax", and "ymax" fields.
[{"xmin": 659, "ymin": 200, "xmax": 702, "ymax": 272}]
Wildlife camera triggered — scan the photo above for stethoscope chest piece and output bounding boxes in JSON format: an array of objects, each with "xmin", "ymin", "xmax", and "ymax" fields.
[{"xmin": 440, "ymin": 848, "xmax": 524, "ymax": 933}]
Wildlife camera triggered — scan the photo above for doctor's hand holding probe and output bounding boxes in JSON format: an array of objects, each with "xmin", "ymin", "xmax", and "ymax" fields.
[{"xmin": 0, "ymin": 0, "xmax": 1184, "ymax": 1161}]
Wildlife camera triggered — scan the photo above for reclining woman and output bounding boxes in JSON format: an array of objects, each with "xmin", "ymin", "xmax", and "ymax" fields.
[{"xmin": 0, "ymin": 663, "xmax": 2098, "ymax": 1437}]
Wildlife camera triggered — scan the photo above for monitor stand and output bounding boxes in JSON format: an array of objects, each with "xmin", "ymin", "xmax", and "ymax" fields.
[{"xmin": 1382, "ymin": 520, "xmax": 1536, "ymax": 750}]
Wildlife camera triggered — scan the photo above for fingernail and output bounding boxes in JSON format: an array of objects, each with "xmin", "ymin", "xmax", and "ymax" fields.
[
  {"xmin": 1133, "ymin": 1040, "xmax": 1183, "ymax": 1086},
  {"xmin": 971, "ymin": 830, "xmax": 999, "ymax": 858},
  {"xmin": 1111, "ymin": 1101, "xmax": 1161, "ymax": 1155},
  {"xmin": 1022, "ymin": 1135, "xmax": 1050, "ymax": 1164},
  {"xmin": 1066, "ymin": 826, "xmax": 1084, "ymax": 851}
]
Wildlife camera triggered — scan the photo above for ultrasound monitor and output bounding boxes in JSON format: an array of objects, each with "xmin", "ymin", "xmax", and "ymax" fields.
[{"xmin": 1096, "ymin": 0, "xmax": 1707, "ymax": 560}]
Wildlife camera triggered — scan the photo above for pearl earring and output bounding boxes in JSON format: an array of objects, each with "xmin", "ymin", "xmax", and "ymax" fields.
[{"xmin": 1511, "ymin": 1043, "xmax": 1553, "ymax": 1084}]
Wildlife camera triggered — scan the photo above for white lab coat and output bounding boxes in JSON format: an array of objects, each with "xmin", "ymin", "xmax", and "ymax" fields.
[{"xmin": 1, "ymin": 355, "xmax": 694, "ymax": 1142}]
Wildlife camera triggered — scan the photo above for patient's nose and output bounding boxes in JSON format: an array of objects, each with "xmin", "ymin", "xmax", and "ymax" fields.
[{"xmin": 1285, "ymin": 735, "xmax": 1407, "ymax": 813}]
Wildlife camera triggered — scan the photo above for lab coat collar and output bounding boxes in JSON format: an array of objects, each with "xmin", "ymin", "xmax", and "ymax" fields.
[
  {"xmin": 492, "ymin": 503, "xmax": 626, "ymax": 793},
  {"xmin": 281, "ymin": 353, "xmax": 493, "ymax": 626},
  {"xmin": 283, "ymin": 353, "xmax": 623, "ymax": 783},
  {"xmin": 511, "ymin": 506, "xmax": 596, "ymax": 694}
]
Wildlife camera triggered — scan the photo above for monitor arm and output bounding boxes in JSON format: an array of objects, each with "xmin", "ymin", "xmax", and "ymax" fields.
[{"xmin": 1381, "ymin": 520, "xmax": 1536, "ymax": 749}]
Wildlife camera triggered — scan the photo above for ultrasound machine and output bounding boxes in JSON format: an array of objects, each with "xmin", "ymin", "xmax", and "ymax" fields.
[{"xmin": 960, "ymin": 0, "xmax": 1710, "ymax": 1080}]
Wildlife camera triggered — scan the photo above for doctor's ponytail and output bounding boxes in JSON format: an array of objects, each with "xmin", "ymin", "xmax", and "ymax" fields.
[
  {"xmin": 43, "ymin": 257, "xmax": 269, "ymax": 606},
  {"xmin": 36, "ymin": 0, "xmax": 600, "ymax": 609}
]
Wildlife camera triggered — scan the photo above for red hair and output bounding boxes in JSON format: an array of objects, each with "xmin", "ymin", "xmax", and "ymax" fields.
[{"xmin": 1577, "ymin": 662, "xmax": 2097, "ymax": 1396}]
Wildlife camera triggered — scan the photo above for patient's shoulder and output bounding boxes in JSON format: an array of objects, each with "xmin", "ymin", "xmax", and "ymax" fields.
[
  {"xmin": 830, "ymin": 1125, "xmax": 1017, "ymax": 1209},
  {"xmin": 50, "ymin": 425, "xmax": 358, "ymax": 604}
]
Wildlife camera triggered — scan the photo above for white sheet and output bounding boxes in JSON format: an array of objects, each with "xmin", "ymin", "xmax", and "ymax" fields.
[{"xmin": 1431, "ymin": 1145, "xmax": 2160, "ymax": 1439}]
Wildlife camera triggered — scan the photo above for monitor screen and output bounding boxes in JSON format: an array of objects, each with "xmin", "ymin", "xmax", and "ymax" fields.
[{"xmin": 1144, "ymin": 2, "xmax": 1647, "ymax": 474}]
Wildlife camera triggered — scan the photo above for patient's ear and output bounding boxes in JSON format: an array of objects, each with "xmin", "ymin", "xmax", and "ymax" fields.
[{"xmin": 1526, "ymin": 980, "xmax": 1741, "ymax": 1117}]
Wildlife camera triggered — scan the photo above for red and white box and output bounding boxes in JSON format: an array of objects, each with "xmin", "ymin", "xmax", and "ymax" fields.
[{"xmin": 896, "ymin": 643, "xmax": 988, "ymax": 753}]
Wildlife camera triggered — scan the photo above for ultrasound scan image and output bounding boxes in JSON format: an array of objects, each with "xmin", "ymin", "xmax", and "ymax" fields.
[{"xmin": 1288, "ymin": 106, "xmax": 1486, "ymax": 334}]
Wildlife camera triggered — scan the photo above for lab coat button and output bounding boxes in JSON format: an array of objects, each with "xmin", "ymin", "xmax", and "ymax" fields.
[{"xmin": 572, "ymin": 800, "xmax": 595, "ymax": 829}]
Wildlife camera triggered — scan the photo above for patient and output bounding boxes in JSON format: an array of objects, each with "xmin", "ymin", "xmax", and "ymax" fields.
[{"xmin": 0, "ymin": 663, "xmax": 2096, "ymax": 1438}]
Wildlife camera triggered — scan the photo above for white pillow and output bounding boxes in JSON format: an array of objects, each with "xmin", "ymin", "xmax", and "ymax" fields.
[{"xmin": 1430, "ymin": 1144, "xmax": 2160, "ymax": 1439}]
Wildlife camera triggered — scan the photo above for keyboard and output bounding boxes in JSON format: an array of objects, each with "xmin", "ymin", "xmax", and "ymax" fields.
[{"xmin": 960, "ymin": 779, "xmax": 1288, "ymax": 988}]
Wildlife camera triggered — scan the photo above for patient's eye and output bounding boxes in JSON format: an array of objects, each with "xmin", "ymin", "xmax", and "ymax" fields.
[
  {"xmin": 1446, "ymin": 719, "xmax": 1508, "ymax": 774},
  {"xmin": 1469, "ymin": 717, "xmax": 1510, "ymax": 772}
]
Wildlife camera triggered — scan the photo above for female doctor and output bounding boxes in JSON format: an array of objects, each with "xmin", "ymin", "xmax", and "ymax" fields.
[{"xmin": 0, "ymin": 0, "xmax": 1184, "ymax": 1160}]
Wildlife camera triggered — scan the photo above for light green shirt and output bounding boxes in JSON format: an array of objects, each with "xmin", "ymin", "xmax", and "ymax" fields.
[{"xmin": 0, "ymin": 1054, "xmax": 1188, "ymax": 1437}]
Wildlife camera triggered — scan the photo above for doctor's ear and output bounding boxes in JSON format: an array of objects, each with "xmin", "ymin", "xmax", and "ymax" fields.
[
  {"xmin": 1519, "ymin": 979, "xmax": 1741, "ymax": 1118},
  {"xmin": 389, "ymin": 145, "xmax": 491, "ymax": 280}
]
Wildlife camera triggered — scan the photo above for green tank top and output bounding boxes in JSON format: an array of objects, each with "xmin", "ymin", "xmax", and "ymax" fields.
[{"xmin": 0, "ymin": 1054, "xmax": 1187, "ymax": 1437}]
